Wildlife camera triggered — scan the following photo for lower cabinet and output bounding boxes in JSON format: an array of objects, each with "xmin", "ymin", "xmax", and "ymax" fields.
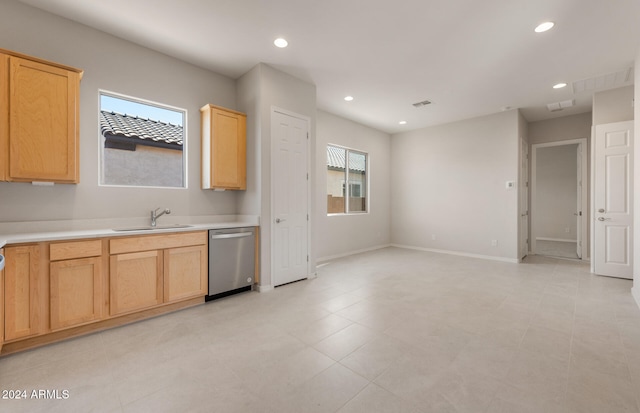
[
  {"xmin": 50, "ymin": 256, "xmax": 103, "ymax": 331},
  {"xmin": 4, "ymin": 245, "xmax": 44, "ymax": 341},
  {"xmin": 1, "ymin": 230, "xmax": 212, "ymax": 354},
  {"xmin": 164, "ymin": 245, "xmax": 207, "ymax": 303},
  {"xmin": 109, "ymin": 250, "xmax": 163, "ymax": 316},
  {"xmin": 108, "ymin": 231, "xmax": 208, "ymax": 316}
]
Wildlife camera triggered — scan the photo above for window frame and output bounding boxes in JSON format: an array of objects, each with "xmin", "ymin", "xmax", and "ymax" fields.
[
  {"xmin": 98, "ymin": 89, "xmax": 188, "ymax": 189},
  {"xmin": 327, "ymin": 144, "xmax": 369, "ymax": 216}
]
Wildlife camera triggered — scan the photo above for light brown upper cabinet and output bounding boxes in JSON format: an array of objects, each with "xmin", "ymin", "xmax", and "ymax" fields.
[
  {"xmin": 200, "ymin": 104, "xmax": 246, "ymax": 190},
  {"xmin": 0, "ymin": 49, "xmax": 82, "ymax": 183}
]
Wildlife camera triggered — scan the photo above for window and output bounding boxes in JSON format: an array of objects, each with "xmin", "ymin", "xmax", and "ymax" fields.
[
  {"xmin": 327, "ymin": 144, "xmax": 368, "ymax": 214},
  {"xmin": 99, "ymin": 91, "xmax": 186, "ymax": 188}
]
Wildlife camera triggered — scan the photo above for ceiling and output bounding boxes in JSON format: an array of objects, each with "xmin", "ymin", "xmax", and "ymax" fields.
[{"xmin": 19, "ymin": 0, "xmax": 640, "ymax": 134}]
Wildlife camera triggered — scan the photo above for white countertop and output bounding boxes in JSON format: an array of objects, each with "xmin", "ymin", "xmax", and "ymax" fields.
[{"xmin": 0, "ymin": 215, "xmax": 259, "ymax": 248}]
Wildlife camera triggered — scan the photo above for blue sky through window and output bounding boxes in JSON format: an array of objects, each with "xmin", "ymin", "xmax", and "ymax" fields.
[{"xmin": 100, "ymin": 93, "xmax": 184, "ymax": 126}]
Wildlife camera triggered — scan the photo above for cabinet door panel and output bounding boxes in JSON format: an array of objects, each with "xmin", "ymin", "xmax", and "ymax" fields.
[
  {"xmin": 50, "ymin": 257, "xmax": 102, "ymax": 331},
  {"xmin": 4, "ymin": 246, "xmax": 42, "ymax": 341},
  {"xmin": 0, "ymin": 54, "xmax": 8, "ymax": 181},
  {"xmin": 164, "ymin": 245, "xmax": 207, "ymax": 303},
  {"xmin": 110, "ymin": 250, "xmax": 162, "ymax": 316},
  {"xmin": 8, "ymin": 56, "xmax": 79, "ymax": 182},
  {"xmin": 213, "ymin": 110, "xmax": 245, "ymax": 188}
]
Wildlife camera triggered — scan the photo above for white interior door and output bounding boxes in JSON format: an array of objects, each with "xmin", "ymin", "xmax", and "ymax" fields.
[
  {"xmin": 519, "ymin": 138, "xmax": 529, "ymax": 259},
  {"xmin": 271, "ymin": 109, "xmax": 309, "ymax": 286},
  {"xmin": 576, "ymin": 143, "xmax": 583, "ymax": 259},
  {"xmin": 594, "ymin": 121, "xmax": 634, "ymax": 279}
]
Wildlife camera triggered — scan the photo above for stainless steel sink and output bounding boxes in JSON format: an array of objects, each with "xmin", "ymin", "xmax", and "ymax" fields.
[{"xmin": 113, "ymin": 224, "xmax": 193, "ymax": 232}]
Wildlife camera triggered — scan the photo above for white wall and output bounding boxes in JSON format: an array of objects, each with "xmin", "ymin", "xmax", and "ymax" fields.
[
  {"xmin": 237, "ymin": 64, "xmax": 317, "ymax": 287},
  {"xmin": 316, "ymin": 111, "xmax": 391, "ymax": 261},
  {"xmin": 391, "ymin": 110, "xmax": 519, "ymax": 261},
  {"xmin": 0, "ymin": 1, "xmax": 238, "ymax": 222},
  {"xmin": 534, "ymin": 145, "xmax": 578, "ymax": 241}
]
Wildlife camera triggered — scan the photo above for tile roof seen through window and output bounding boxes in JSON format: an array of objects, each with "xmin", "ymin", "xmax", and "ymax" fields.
[
  {"xmin": 327, "ymin": 145, "xmax": 365, "ymax": 172},
  {"xmin": 100, "ymin": 110, "xmax": 183, "ymax": 148}
]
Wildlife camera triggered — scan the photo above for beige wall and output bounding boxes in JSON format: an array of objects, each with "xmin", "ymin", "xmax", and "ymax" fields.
[
  {"xmin": 593, "ymin": 86, "xmax": 634, "ymax": 125},
  {"xmin": 316, "ymin": 111, "xmax": 391, "ymax": 261},
  {"xmin": 528, "ymin": 112, "xmax": 592, "ymax": 145},
  {"xmin": 326, "ymin": 170, "xmax": 344, "ymax": 198},
  {"xmin": 103, "ymin": 145, "xmax": 183, "ymax": 188},
  {"xmin": 391, "ymin": 110, "xmax": 519, "ymax": 261},
  {"xmin": 0, "ymin": 1, "xmax": 238, "ymax": 222}
]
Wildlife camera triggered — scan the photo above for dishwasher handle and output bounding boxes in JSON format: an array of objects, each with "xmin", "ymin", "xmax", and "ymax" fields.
[{"xmin": 210, "ymin": 232, "xmax": 253, "ymax": 240}]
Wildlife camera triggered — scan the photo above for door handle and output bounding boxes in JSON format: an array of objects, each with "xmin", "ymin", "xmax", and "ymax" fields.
[
  {"xmin": 276, "ymin": 218, "xmax": 286, "ymax": 223},
  {"xmin": 574, "ymin": 211, "xmax": 582, "ymax": 216},
  {"xmin": 211, "ymin": 232, "xmax": 253, "ymax": 239},
  {"xmin": 598, "ymin": 208, "xmax": 605, "ymax": 213},
  {"xmin": 598, "ymin": 217, "xmax": 610, "ymax": 221}
]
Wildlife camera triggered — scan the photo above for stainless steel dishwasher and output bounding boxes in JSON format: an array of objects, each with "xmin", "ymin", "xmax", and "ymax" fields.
[{"xmin": 206, "ymin": 227, "xmax": 255, "ymax": 301}]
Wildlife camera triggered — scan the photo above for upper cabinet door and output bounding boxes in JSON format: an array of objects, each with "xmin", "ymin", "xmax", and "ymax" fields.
[
  {"xmin": 8, "ymin": 56, "xmax": 80, "ymax": 183},
  {"xmin": 0, "ymin": 54, "xmax": 8, "ymax": 181},
  {"xmin": 201, "ymin": 104, "xmax": 246, "ymax": 190}
]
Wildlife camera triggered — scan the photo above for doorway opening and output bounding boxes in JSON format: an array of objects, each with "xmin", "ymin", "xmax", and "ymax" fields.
[{"xmin": 531, "ymin": 139, "xmax": 588, "ymax": 260}]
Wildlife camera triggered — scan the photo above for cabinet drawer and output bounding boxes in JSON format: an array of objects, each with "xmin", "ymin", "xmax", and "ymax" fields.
[
  {"xmin": 50, "ymin": 240, "xmax": 102, "ymax": 261},
  {"xmin": 110, "ymin": 231, "xmax": 207, "ymax": 255}
]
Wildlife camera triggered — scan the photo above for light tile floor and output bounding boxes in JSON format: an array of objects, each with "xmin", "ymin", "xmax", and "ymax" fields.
[
  {"xmin": 1, "ymin": 247, "xmax": 640, "ymax": 412},
  {"xmin": 535, "ymin": 240, "xmax": 579, "ymax": 260}
]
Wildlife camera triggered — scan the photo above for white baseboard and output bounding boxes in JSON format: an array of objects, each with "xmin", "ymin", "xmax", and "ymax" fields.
[
  {"xmin": 632, "ymin": 285, "xmax": 640, "ymax": 310},
  {"xmin": 536, "ymin": 237, "xmax": 577, "ymax": 243},
  {"xmin": 255, "ymin": 284, "xmax": 273, "ymax": 293},
  {"xmin": 391, "ymin": 244, "xmax": 519, "ymax": 264},
  {"xmin": 317, "ymin": 244, "xmax": 392, "ymax": 263}
]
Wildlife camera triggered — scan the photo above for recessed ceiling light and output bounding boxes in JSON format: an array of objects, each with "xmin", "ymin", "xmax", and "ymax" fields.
[
  {"xmin": 553, "ymin": 82, "xmax": 567, "ymax": 89},
  {"xmin": 344, "ymin": 96, "xmax": 354, "ymax": 102},
  {"xmin": 399, "ymin": 121, "xmax": 407, "ymax": 125},
  {"xmin": 274, "ymin": 38, "xmax": 288, "ymax": 48},
  {"xmin": 534, "ymin": 21, "xmax": 555, "ymax": 33}
]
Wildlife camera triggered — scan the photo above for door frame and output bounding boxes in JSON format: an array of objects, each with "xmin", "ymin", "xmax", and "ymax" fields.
[
  {"xmin": 518, "ymin": 137, "xmax": 529, "ymax": 261},
  {"xmin": 270, "ymin": 106, "xmax": 311, "ymax": 286},
  {"xmin": 531, "ymin": 138, "xmax": 588, "ymax": 259}
]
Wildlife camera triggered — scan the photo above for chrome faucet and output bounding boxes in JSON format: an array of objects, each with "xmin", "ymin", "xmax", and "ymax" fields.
[{"xmin": 151, "ymin": 208, "xmax": 171, "ymax": 227}]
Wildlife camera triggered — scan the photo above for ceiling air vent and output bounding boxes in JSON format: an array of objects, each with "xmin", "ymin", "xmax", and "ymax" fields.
[
  {"xmin": 546, "ymin": 99, "xmax": 574, "ymax": 112},
  {"xmin": 413, "ymin": 99, "xmax": 432, "ymax": 108},
  {"xmin": 572, "ymin": 68, "xmax": 632, "ymax": 94}
]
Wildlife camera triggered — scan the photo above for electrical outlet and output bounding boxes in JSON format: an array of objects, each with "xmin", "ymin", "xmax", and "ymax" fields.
[
  {"xmin": 565, "ymin": 228, "xmax": 570, "ymax": 233},
  {"xmin": 491, "ymin": 240, "xmax": 498, "ymax": 247}
]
